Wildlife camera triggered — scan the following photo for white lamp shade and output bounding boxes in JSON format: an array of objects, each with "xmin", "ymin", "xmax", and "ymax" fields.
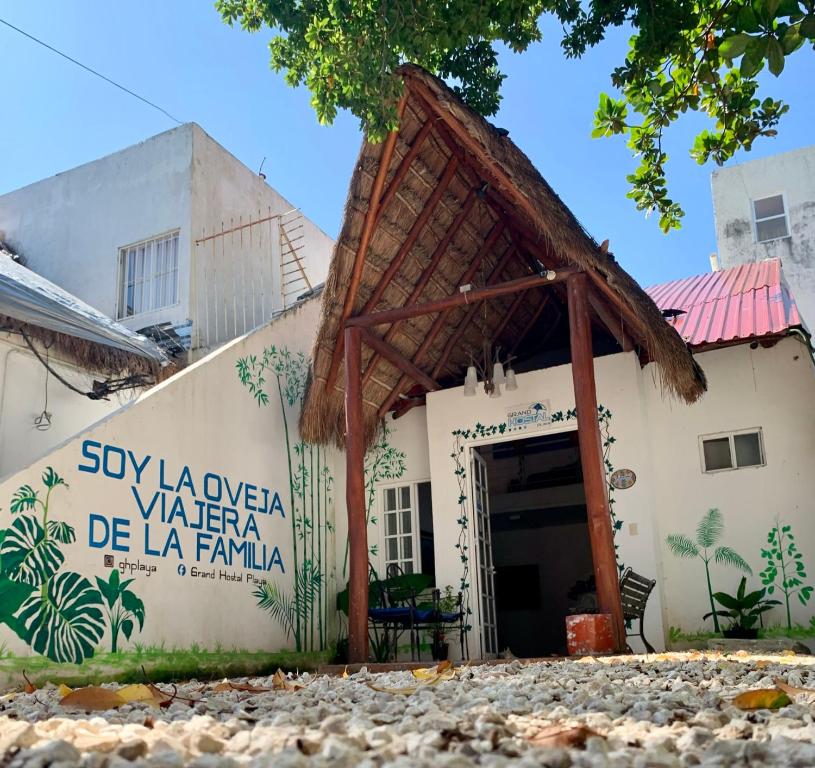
[
  {"xmin": 489, "ymin": 381, "xmax": 501, "ymax": 398},
  {"xmin": 492, "ymin": 361, "xmax": 506, "ymax": 387},
  {"xmin": 463, "ymin": 365, "xmax": 478, "ymax": 396},
  {"xmin": 505, "ymin": 367, "xmax": 518, "ymax": 391}
]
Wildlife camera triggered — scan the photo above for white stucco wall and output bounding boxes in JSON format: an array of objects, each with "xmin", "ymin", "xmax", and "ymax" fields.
[
  {"xmin": 644, "ymin": 337, "xmax": 815, "ymax": 635},
  {"xmin": 712, "ymin": 146, "xmax": 815, "ymax": 327},
  {"xmin": 0, "ymin": 296, "xmax": 337, "ymax": 662},
  {"xmin": 424, "ymin": 352, "xmax": 667, "ymax": 658},
  {"xmin": 0, "ymin": 126, "xmax": 194, "ymax": 329},
  {"xmin": 0, "ymin": 335, "xmax": 129, "ymax": 480}
]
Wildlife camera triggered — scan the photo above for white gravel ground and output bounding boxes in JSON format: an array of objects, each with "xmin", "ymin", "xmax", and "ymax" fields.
[{"xmin": 2, "ymin": 652, "xmax": 815, "ymax": 768}]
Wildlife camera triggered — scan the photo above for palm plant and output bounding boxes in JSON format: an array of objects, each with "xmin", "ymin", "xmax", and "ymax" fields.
[{"xmin": 666, "ymin": 508, "xmax": 752, "ymax": 633}]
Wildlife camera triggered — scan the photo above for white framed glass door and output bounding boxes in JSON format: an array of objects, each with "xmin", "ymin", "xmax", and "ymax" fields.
[{"xmin": 471, "ymin": 449, "xmax": 498, "ymax": 657}]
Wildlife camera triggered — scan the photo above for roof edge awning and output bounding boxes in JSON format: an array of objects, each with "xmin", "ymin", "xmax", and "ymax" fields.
[{"xmin": 0, "ymin": 250, "xmax": 168, "ymax": 367}]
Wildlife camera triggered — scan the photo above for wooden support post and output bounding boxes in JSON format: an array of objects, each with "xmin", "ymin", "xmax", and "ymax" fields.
[
  {"xmin": 567, "ymin": 272, "xmax": 626, "ymax": 652},
  {"xmin": 344, "ymin": 326, "xmax": 368, "ymax": 663}
]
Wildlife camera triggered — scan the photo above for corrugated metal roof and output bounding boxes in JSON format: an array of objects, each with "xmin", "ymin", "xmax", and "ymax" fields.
[
  {"xmin": 645, "ymin": 259, "xmax": 803, "ymax": 349},
  {"xmin": 0, "ymin": 249, "xmax": 168, "ymax": 364}
]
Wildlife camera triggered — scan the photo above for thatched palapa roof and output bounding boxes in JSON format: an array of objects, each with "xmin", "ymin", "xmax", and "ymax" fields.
[{"xmin": 301, "ymin": 65, "xmax": 706, "ymax": 447}]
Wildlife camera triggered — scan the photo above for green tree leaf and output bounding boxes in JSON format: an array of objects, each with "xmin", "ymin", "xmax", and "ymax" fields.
[
  {"xmin": 719, "ymin": 33, "xmax": 754, "ymax": 59},
  {"xmin": 767, "ymin": 37, "xmax": 786, "ymax": 74}
]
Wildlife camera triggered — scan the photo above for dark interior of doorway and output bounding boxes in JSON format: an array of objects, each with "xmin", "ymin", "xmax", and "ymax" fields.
[{"xmin": 475, "ymin": 430, "xmax": 594, "ymax": 657}]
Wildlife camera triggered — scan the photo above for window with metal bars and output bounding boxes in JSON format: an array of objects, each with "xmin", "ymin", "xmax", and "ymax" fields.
[{"xmin": 117, "ymin": 231, "xmax": 180, "ymax": 319}]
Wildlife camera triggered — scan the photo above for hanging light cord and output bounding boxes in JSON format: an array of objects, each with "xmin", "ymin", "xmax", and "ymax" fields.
[{"xmin": 33, "ymin": 341, "xmax": 53, "ymax": 431}]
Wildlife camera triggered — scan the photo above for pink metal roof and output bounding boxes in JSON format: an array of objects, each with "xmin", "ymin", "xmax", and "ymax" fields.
[{"xmin": 645, "ymin": 259, "xmax": 803, "ymax": 349}]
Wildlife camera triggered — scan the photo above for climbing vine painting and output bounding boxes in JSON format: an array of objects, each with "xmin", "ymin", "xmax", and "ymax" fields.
[
  {"xmin": 450, "ymin": 405, "xmax": 623, "ymax": 637},
  {"xmin": 341, "ymin": 421, "xmax": 407, "ymax": 580},
  {"xmin": 0, "ymin": 468, "xmax": 145, "ymax": 663},
  {"xmin": 236, "ymin": 345, "xmax": 335, "ymax": 653}
]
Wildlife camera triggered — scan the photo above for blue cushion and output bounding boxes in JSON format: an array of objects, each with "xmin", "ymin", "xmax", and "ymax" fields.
[{"xmin": 369, "ymin": 607, "xmax": 410, "ymax": 621}]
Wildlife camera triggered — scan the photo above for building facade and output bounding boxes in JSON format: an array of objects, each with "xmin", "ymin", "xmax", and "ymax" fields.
[
  {"xmin": 712, "ymin": 144, "xmax": 815, "ymax": 328},
  {"xmin": 0, "ymin": 124, "xmax": 335, "ymax": 358}
]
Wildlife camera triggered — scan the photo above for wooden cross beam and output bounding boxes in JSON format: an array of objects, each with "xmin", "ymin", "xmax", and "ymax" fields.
[
  {"xmin": 359, "ymin": 328, "xmax": 440, "ymax": 393},
  {"xmin": 347, "ymin": 269, "xmax": 578, "ymax": 329}
]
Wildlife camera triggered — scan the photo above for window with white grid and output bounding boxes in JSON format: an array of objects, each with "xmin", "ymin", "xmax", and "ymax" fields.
[
  {"xmin": 752, "ymin": 195, "xmax": 789, "ymax": 243},
  {"xmin": 117, "ymin": 231, "xmax": 180, "ymax": 319},
  {"xmin": 383, "ymin": 485, "xmax": 416, "ymax": 575}
]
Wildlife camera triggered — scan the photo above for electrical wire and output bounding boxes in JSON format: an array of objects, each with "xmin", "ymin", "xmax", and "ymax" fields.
[{"xmin": 0, "ymin": 16, "xmax": 183, "ymax": 125}]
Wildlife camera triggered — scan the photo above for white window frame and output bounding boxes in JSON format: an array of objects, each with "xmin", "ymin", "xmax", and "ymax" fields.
[
  {"xmin": 116, "ymin": 230, "xmax": 181, "ymax": 320},
  {"xmin": 752, "ymin": 193, "xmax": 790, "ymax": 244},
  {"xmin": 698, "ymin": 428, "xmax": 766, "ymax": 474},
  {"xmin": 378, "ymin": 479, "xmax": 429, "ymax": 576}
]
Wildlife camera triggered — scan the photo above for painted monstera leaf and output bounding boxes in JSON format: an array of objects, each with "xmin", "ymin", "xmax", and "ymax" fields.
[
  {"xmin": 46, "ymin": 521, "xmax": 76, "ymax": 544},
  {"xmin": 0, "ymin": 515, "xmax": 64, "ymax": 585},
  {"xmin": 18, "ymin": 571, "xmax": 105, "ymax": 663}
]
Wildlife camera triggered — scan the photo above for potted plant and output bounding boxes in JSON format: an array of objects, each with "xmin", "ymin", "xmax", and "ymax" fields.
[{"xmin": 704, "ymin": 577, "xmax": 781, "ymax": 639}]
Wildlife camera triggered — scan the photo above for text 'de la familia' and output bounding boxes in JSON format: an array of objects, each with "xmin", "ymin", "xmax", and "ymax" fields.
[{"xmin": 78, "ymin": 440, "xmax": 286, "ymax": 576}]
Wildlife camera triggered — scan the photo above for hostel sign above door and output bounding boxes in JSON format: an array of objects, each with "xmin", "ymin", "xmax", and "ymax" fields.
[{"xmin": 505, "ymin": 400, "xmax": 552, "ymax": 432}]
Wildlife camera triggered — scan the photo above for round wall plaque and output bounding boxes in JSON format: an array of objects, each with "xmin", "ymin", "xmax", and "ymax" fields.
[{"xmin": 610, "ymin": 468, "xmax": 636, "ymax": 490}]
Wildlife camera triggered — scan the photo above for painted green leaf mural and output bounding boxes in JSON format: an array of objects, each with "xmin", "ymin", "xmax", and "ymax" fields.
[
  {"xmin": 1, "ymin": 515, "xmax": 64, "ymax": 586},
  {"xmin": 42, "ymin": 467, "xmax": 67, "ymax": 490},
  {"xmin": 0, "ymin": 575, "xmax": 34, "ymax": 624},
  {"xmin": 46, "ymin": 521, "xmax": 76, "ymax": 544},
  {"xmin": 10, "ymin": 485, "xmax": 38, "ymax": 514},
  {"xmin": 18, "ymin": 571, "xmax": 105, "ymax": 664}
]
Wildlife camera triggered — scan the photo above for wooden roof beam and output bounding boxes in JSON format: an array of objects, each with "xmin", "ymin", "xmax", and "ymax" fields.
[
  {"xmin": 588, "ymin": 292, "xmax": 635, "ymax": 352},
  {"xmin": 359, "ymin": 328, "xmax": 440, "ymax": 393},
  {"xmin": 407, "ymin": 77, "xmax": 652, "ymax": 352},
  {"xmin": 377, "ymin": 120, "xmax": 434, "ymax": 218},
  {"xmin": 359, "ymin": 156, "xmax": 459, "ymax": 317},
  {"xmin": 323, "ymin": 94, "xmax": 408, "ymax": 393},
  {"xmin": 429, "ymin": 243, "xmax": 521, "ymax": 380},
  {"xmin": 375, "ymin": 222, "xmax": 505, "ymax": 417},
  {"xmin": 361, "ymin": 187, "xmax": 477, "ymax": 387}
]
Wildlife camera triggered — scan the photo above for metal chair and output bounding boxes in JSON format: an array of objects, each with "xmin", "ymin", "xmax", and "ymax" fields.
[{"xmin": 619, "ymin": 567, "xmax": 657, "ymax": 653}]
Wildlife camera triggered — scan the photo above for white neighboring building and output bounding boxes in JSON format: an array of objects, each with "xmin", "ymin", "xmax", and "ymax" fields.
[
  {"xmin": 0, "ymin": 123, "xmax": 335, "ymax": 358},
  {"xmin": 711, "ymin": 145, "xmax": 815, "ymax": 328}
]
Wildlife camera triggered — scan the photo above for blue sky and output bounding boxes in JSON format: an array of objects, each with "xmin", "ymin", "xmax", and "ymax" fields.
[{"xmin": 1, "ymin": 1, "xmax": 812, "ymax": 287}]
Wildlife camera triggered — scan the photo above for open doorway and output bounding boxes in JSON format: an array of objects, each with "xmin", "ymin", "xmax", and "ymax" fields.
[{"xmin": 474, "ymin": 430, "xmax": 594, "ymax": 657}]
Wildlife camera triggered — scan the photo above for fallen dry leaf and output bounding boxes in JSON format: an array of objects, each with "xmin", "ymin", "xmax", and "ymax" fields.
[
  {"xmin": 211, "ymin": 680, "xmax": 272, "ymax": 693},
  {"xmin": 118, "ymin": 684, "xmax": 158, "ymax": 705},
  {"xmin": 57, "ymin": 684, "xmax": 72, "ymax": 698},
  {"xmin": 60, "ymin": 686, "xmax": 125, "ymax": 711},
  {"xmin": 732, "ymin": 688, "xmax": 792, "ymax": 711},
  {"xmin": 529, "ymin": 725, "xmax": 600, "ymax": 749},
  {"xmin": 342, "ymin": 666, "xmax": 349, "ymax": 678},
  {"xmin": 271, "ymin": 669, "xmax": 304, "ymax": 692},
  {"xmin": 755, "ymin": 660, "xmax": 772, "ymax": 669},
  {"xmin": 371, "ymin": 664, "xmax": 456, "ymax": 695}
]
